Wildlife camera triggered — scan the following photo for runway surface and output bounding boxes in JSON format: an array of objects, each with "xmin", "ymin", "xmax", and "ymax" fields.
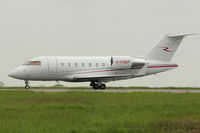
[
  {"xmin": 31, "ymin": 89, "xmax": 200, "ymax": 93},
  {"xmin": 1, "ymin": 88, "xmax": 200, "ymax": 93}
]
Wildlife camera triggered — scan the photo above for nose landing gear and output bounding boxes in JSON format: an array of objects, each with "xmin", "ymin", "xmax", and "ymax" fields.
[
  {"xmin": 90, "ymin": 81, "xmax": 106, "ymax": 90},
  {"xmin": 25, "ymin": 80, "xmax": 30, "ymax": 89}
]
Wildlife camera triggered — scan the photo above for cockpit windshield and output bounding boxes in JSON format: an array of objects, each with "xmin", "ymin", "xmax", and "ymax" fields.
[{"xmin": 23, "ymin": 61, "xmax": 41, "ymax": 66}]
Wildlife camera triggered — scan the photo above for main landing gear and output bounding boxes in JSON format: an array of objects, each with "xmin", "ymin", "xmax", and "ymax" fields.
[
  {"xmin": 25, "ymin": 80, "xmax": 30, "ymax": 89},
  {"xmin": 90, "ymin": 81, "xmax": 106, "ymax": 90}
]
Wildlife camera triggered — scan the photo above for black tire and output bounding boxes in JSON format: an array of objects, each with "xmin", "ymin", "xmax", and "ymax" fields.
[
  {"xmin": 90, "ymin": 81, "xmax": 95, "ymax": 86},
  {"xmin": 25, "ymin": 85, "xmax": 30, "ymax": 89},
  {"xmin": 100, "ymin": 84, "xmax": 106, "ymax": 90},
  {"xmin": 93, "ymin": 84, "xmax": 99, "ymax": 90}
]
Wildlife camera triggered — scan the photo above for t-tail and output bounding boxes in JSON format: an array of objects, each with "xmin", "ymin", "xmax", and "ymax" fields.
[{"xmin": 146, "ymin": 33, "xmax": 197, "ymax": 62}]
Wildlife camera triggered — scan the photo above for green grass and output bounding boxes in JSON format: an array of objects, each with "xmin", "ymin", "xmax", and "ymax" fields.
[
  {"xmin": 0, "ymin": 91, "xmax": 200, "ymax": 133},
  {"xmin": 1, "ymin": 86, "xmax": 200, "ymax": 90}
]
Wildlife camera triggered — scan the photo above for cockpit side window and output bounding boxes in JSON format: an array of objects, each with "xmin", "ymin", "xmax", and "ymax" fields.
[
  {"xmin": 23, "ymin": 61, "xmax": 41, "ymax": 66},
  {"xmin": 31, "ymin": 61, "xmax": 41, "ymax": 65},
  {"xmin": 23, "ymin": 61, "xmax": 31, "ymax": 65}
]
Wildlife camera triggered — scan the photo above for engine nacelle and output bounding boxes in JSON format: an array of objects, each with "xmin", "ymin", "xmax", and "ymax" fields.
[
  {"xmin": 111, "ymin": 56, "xmax": 133, "ymax": 69},
  {"xmin": 131, "ymin": 58, "xmax": 146, "ymax": 69},
  {"xmin": 111, "ymin": 56, "xmax": 146, "ymax": 70}
]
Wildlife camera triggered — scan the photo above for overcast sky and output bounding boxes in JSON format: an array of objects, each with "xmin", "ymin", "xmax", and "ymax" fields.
[{"xmin": 1, "ymin": 0, "xmax": 200, "ymax": 87}]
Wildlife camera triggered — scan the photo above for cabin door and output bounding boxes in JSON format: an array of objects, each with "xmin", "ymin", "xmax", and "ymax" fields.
[{"xmin": 48, "ymin": 57, "xmax": 57, "ymax": 75}]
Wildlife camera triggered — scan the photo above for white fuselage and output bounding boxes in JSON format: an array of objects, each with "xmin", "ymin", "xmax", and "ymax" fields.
[
  {"xmin": 8, "ymin": 56, "xmax": 177, "ymax": 83},
  {"xmin": 8, "ymin": 33, "xmax": 195, "ymax": 89}
]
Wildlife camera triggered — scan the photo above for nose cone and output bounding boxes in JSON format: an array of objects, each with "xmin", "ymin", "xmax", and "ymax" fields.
[
  {"xmin": 8, "ymin": 67, "xmax": 30, "ymax": 80},
  {"xmin": 8, "ymin": 70, "xmax": 17, "ymax": 78}
]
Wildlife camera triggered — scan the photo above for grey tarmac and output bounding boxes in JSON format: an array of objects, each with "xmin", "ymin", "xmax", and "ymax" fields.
[{"xmin": 1, "ymin": 88, "xmax": 200, "ymax": 93}]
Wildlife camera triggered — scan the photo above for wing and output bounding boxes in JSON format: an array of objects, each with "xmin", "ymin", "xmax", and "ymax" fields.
[{"xmin": 62, "ymin": 74, "xmax": 134, "ymax": 82}]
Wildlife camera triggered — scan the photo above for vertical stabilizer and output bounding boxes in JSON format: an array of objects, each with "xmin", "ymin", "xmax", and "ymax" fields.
[{"xmin": 146, "ymin": 33, "xmax": 196, "ymax": 62}]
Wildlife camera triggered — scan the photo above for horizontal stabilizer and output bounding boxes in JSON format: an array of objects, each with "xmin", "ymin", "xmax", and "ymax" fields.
[{"xmin": 168, "ymin": 33, "xmax": 199, "ymax": 38}]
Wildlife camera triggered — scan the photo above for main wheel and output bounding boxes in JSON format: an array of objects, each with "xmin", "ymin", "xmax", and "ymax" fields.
[
  {"xmin": 93, "ymin": 84, "xmax": 99, "ymax": 90},
  {"xmin": 100, "ymin": 84, "xmax": 106, "ymax": 90},
  {"xmin": 25, "ymin": 85, "xmax": 30, "ymax": 89},
  {"xmin": 90, "ymin": 81, "xmax": 95, "ymax": 86}
]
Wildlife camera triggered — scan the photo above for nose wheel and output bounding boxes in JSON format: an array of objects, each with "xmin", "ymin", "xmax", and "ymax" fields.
[
  {"xmin": 90, "ymin": 81, "xmax": 106, "ymax": 90},
  {"xmin": 25, "ymin": 80, "xmax": 30, "ymax": 89}
]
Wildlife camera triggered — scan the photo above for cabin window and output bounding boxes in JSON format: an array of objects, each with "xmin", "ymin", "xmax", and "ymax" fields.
[
  {"xmin": 75, "ymin": 63, "xmax": 78, "ymax": 67},
  {"xmin": 96, "ymin": 63, "xmax": 99, "ymax": 67},
  {"xmin": 23, "ymin": 61, "xmax": 41, "ymax": 66},
  {"xmin": 68, "ymin": 63, "xmax": 71, "ymax": 67},
  {"xmin": 82, "ymin": 63, "xmax": 85, "ymax": 67},
  {"xmin": 89, "ymin": 63, "xmax": 92, "ymax": 67},
  {"xmin": 102, "ymin": 63, "xmax": 105, "ymax": 67}
]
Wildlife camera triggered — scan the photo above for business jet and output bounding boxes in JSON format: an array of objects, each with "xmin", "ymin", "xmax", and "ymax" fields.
[{"xmin": 8, "ymin": 33, "xmax": 196, "ymax": 89}]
